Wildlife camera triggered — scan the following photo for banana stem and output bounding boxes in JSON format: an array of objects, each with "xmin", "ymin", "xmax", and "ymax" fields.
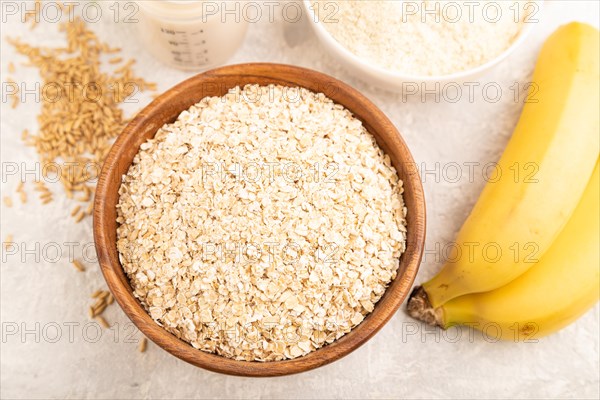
[{"xmin": 407, "ymin": 286, "xmax": 445, "ymax": 328}]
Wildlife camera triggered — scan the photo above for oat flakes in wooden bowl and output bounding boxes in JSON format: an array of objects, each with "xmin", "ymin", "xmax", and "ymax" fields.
[{"xmin": 93, "ymin": 63, "xmax": 425, "ymax": 376}]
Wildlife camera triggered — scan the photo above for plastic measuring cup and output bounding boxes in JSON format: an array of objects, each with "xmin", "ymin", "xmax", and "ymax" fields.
[{"xmin": 135, "ymin": 1, "xmax": 249, "ymax": 71}]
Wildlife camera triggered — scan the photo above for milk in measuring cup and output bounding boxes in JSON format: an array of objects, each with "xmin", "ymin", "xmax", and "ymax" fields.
[{"xmin": 135, "ymin": 1, "xmax": 249, "ymax": 71}]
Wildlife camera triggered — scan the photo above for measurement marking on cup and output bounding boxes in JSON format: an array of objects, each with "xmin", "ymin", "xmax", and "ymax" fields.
[{"xmin": 137, "ymin": 2, "xmax": 246, "ymax": 70}]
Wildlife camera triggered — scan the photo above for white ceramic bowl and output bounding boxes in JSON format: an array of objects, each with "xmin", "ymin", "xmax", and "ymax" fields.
[{"xmin": 303, "ymin": 0, "xmax": 543, "ymax": 91}]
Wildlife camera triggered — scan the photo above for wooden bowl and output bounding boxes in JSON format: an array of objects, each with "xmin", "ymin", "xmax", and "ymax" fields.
[{"xmin": 94, "ymin": 63, "xmax": 426, "ymax": 377}]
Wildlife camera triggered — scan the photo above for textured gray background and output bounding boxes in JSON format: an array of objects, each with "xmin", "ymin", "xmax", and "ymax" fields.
[{"xmin": 1, "ymin": 1, "xmax": 599, "ymax": 399}]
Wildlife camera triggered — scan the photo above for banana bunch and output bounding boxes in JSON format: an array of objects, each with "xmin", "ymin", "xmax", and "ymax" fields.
[{"xmin": 407, "ymin": 22, "xmax": 600, "ymax": 340}]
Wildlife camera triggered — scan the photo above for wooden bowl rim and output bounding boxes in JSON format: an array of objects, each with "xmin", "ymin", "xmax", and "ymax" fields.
[{"xmin": 94, "ymin": 63, "xmax": 425, "ymax": 377}]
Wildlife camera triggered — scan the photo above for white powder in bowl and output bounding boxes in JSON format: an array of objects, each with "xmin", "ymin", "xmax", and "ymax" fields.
[{"xmin": 313, "ymin": 0, "xmax": 528, "ymax": 76}]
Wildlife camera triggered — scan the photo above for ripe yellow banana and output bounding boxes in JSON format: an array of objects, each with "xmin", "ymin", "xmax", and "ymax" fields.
[
  {"xmin": 409, "ymin": 162, "xmax": 599, "ymax": 340},
  {"xmin": 419, "ymin": 22, "xmax": 600, "ymax": 307}
]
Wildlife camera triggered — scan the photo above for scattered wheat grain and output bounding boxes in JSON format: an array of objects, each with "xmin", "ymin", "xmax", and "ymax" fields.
[
  {"xmin": 85, "ymin": 201, "xmax": 94, "ymax": 215},
  {"xmin": 72, "ymin": 259, "xmax": 85, "ymax": 272},
  {"xmin": 74, "ymin": 211, "xmax": 85, "ymax": 223},
  {"xmin": 139, "ymin": 338, "xmax": 147, "ymax": 353},
  {"xmin": 95, "ymin": 315, "xmax": 110, "ymax": 329},
  {"xmin": 4, "ymin": 235, "xmax": 14, "ymax": 250},
  {"xmin": 71, "ymin": 205, "xmax": 81, "ymax": 217},
  {"xmin": 40, "ymin": 192, "xmax": 53, "ymax": 200},
  {"xmin": 92, "ymin": 301, "xmax": 107, "ymax": 317},
  {"xmin": 77, "ymin": 186, "xmax": 90, "ymax": 202},
  {"xmin": 8, "ymin": 16, "xmax": 155, "ymax": 208}
]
